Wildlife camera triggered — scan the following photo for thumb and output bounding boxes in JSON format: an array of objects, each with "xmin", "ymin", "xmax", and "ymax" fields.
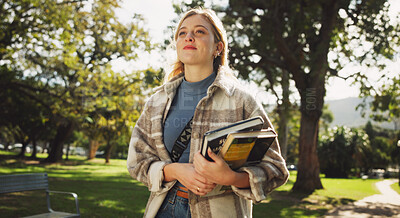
[{"xmin": 208, "ymin": 148, "xmax": 222, "ymax": 162}]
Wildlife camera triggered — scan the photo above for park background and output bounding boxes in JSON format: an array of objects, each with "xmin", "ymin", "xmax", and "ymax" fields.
[{"xmin": 1, "ymin": 0, "xmax": 399, "ymax": 217}]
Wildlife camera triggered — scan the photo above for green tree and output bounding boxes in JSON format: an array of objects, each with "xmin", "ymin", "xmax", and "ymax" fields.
[
  {"xmin": 370, "ymin": 137, "xmax": 392, "ymax": 168},
  {"xmin": 363, "ymin": 122, "xmax": 398, "ymax": 170},
  {"xmin": 320, "ymin": 105, "xmax": 334, "ymax": 133},
  {"xmin": 271, "ymin": 104, "xmax": 301, "ymax": 165},
  {"xmin": 181, "ymin": 0, "xmax": 399, "ymax": 192},
  {"xmin": 81, "ymin": 69, "xmax": 145, "ymax": 163},
  {"xmin": 0, "ymin": 69, "xmax": 53, "ymax": 158},
  {"xmin": 79, "ymin": 67, "xmax": 163, "ymax": 163},
  {"xmin": 319, "ymin": 126, "xmax": 370, "ymax": 178},
  {"xmin": 0, "ymin": 0, "xmax": 151, "ymax": 162},
  {"xmin": 360, "ymin": 76, "xmax": 400, "ymax": 130}
]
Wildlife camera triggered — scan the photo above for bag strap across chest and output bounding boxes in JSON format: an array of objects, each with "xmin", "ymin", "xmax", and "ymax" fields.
[{"xmin": 169, "ymin": 117, "xmax": 193, "ymax": 162}]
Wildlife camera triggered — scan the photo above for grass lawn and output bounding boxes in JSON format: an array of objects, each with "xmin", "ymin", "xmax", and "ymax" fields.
[
  {"xmin": 253, "ymin": 171, "xmax": 379, "ymax": 217},
  {"xmin": 0, "ymin": 151, "xmax": 381, "ymax": 217},
  {"xmin": 391, "ymin": 182, "xmax": 400, "ymax": 194},
  {"xmin": 0, "ymin": 151, "xmax": 148, "ymax": 217}
]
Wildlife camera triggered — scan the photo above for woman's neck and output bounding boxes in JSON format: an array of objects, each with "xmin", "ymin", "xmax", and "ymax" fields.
[{"xmin": 184, "ymin": 63, "xmax": 213, "ymax": 82}]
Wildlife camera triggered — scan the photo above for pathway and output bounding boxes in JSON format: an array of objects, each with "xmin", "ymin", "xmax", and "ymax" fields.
[{"xmin": 325, "ymin": 179, "xmax": 400, "ymax": 218}]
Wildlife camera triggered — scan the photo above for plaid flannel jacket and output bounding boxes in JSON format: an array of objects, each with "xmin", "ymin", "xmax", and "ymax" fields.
[{"xmin": 127, "ymin": 67, "xmax": 289, "ymax": 218}]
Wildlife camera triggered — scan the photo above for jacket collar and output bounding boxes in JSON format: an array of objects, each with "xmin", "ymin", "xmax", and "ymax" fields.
[{"xmin": 210, "ymin": 66, "xmax": 237, "ymax": 97}]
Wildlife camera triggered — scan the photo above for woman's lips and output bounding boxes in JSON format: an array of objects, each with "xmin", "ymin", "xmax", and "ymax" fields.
[{"xmin": 183, "ymin": 45, "xmax": 197, "ymax": 50}]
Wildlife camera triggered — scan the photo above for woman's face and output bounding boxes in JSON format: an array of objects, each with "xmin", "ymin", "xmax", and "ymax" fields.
[{"xmin": 176, "ymin": 14, "xmax": 218, "ymax": 68}]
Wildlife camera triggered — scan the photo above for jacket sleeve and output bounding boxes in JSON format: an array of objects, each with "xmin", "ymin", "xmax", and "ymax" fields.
[
  {"xmin": 127, "ymin": 100, "xmax": 176, "ymax": 193},
  {"xmin": 231, "ymin": 94, "xmax": 289, "ymax": 202}
]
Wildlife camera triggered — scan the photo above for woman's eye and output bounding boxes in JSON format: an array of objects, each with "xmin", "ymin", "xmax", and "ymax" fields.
[
  {"xmin": 196, "ymin": 30, "xmax": 205, "ymax": 34},
  {"xmin": 178, "ymin": 31, "xmax": 186, "ymax": 36}
]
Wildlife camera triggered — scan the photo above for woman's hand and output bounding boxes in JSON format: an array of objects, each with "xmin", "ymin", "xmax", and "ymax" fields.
[
  {"xmin": 193, "ymin": 148, "xmax": 250, "ymax": 188},
  {"xmin": 193, "ymin": 148, "xmax": 234, "ymax": 185},
  {"xmin": 163, "ymin": 163, "xmax": 216, "ymax": 195}
]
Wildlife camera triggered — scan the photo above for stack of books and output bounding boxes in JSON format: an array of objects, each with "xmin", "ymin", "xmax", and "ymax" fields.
[{"xmin": 200, "ymin": 116, "xmax": 277, "ymax": 196}]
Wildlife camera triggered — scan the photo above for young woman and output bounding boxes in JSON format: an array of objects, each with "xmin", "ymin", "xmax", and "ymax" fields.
[{"xmin": 127, "ymin": 8, "xmax": 289, "ymax": 218}]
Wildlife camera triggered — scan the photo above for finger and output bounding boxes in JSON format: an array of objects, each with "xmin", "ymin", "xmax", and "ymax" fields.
[
  {"xmin": 194, "ymin": 153, "xmax": 208, "ymax": 175},
  {"xmin": 194, "ymin": 186, "xmax": 210, "ymax": 196},
  {"xmin": 194, "ymin": 171, "xmax": 212, "ymax": 184},
  {"xmin": 202, "ymin": 183, "xmax": 216, "ymax": 190},
  {"xmin": 193, "ymin": 163, "xmax": 204, "ymax": 176},
  {"xmin": 195, "ymin": 151, "xmax": 206, "ymax": 160},
  {"xmin": 193, "ymin": 152, "xmax": 203, "ymax": 168},
  {"xmin": 207, "ymin": 147, "xmax": 222, "ymax": 163},
  {"xmin": 195, "ymin": 177, "xmax": 214, "ymax": 187},
  {"xmin": 194, "ymin": 151, "xmax": 207, "ymax": 166},
  {"xmin": 195, "ymin": 176, "xmax": 217, "ymax": 188},
  {"xmin": 193, "ymin": 179, "xmax": 217, "ymax": 193},
  {"xmin": 193, "ymin": 186, "xmax": 202, "ymax": 195},
  {"xmin": 196, "ymin": 184, "xmax": 216, "ymax": 195},
  {"xmin": 193, "ymin": 157, "xmax": 199, "ymax": 169}
]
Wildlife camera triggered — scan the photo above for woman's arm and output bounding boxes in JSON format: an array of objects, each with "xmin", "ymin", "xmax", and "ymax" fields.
[
  {"xmin": 127, "ymin": 99, "xmax": 174, "ymax": 193},
  {"xmin": 163, "ymin": 162, "xmax": 216, "ymax": 195}
]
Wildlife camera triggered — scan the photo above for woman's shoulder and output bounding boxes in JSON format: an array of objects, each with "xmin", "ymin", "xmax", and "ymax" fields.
[
  {"xmin": 151, "ymin": 72, "xmax": 184, "ymax": 95},
  {"xmin": 224, "ymin": 68, "xmax": 264, "ymax": 103},
  {"xmin": 223, "ymin": 71, "xmax": 256, "ymax": 97},
  {"xmin": 144, "ymin": 75, "xmax": 184, "ymax": 107},
  {"xmin": 213, "ymin": 67, "xmax": 240, "ymax": 94},
  {"xmin": 138, "ymin": 86, "xmax": 166, "ymax": 113}
]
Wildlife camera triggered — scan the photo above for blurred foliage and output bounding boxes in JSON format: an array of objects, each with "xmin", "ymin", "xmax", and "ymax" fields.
[
  {"xmin": 364, "ymin": 121, "xmax": 399, "ymax": 168},
  {"xmin": 319, "ymin": 126, "xmax": 370, "ymax": 178},
  {"xmin": 359, "ymin": 76, "xmax": 400, "ymax": 129},
  {"xmin": 319, "ymin": 122, "xmax": 398, "ymax": 178},
  {"xmin": 0, "ymin": 0, "xmax": 160, "ymax": 163}
]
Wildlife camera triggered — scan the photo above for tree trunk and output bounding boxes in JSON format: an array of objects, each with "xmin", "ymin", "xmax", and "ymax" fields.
[
  {"xmin": 88, "ymin": 140, "xmax": 100, "ymax": 160},
  {"xmin": 278, "ymin": 69, "xmax": 290, "ymax": 159},
  {"xmin": 398, "ymin": 146, "xmax": 400, "ymax": 187},
  {"xmin": 292, "ymin": 86, "xmax": 324, "ymax": 192},
  {"xmin": 45, "ymin": 121, "xmax": 74, "ymax": 163},
  {"xmin": 17, "ymin": 141, "xmax": 29, "ymax": 158},
  {"xmin": 65, "ymin": 143, "xmax": 70, "ymax": 160},
  {"xmin": 104, "ymin": 141, "xmax": 112, "ymax": 164},
  {"xmin": 30, "ymin": 138, "xmax": 37, "ymax": 159},
  {"xmin": 277, "ymin": 108, "xmax": 288, "ymax": 159}
]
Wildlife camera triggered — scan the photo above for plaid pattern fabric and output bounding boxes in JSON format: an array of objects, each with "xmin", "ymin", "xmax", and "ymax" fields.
[{"xmin": 127, "ymin": 67, "xmax": 289, "ymax": 218}]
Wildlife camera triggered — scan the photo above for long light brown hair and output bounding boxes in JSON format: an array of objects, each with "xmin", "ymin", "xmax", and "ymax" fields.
[{"xmin": 166, "ymin": 8, "xmax": 229, "ymax": 81}]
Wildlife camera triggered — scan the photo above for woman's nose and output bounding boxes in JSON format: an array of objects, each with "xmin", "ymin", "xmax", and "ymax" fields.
[{"xmin": 185, "ymin": 32, "xmax": 194, "ymax": 42}]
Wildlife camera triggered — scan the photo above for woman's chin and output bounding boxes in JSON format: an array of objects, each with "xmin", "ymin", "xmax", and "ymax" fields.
[{"xmin": 180, "ymin": 60, "xmax": 204, "ymax": 66}]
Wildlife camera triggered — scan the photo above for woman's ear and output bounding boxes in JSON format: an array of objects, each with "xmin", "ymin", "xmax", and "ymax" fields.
[{"xmin": 215, "ymin": 41, "xmax": 224, "ymax": 56}]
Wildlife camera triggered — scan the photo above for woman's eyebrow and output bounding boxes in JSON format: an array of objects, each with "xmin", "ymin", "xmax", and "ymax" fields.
[{"xmin": 179, "ymin": 25, "xmax": 209, "ymax": 31}]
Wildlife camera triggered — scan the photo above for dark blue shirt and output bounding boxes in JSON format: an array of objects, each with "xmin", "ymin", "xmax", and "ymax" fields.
[{"xmin": 163, "ymin": 72, "xmax": 216, "ymax": 163}]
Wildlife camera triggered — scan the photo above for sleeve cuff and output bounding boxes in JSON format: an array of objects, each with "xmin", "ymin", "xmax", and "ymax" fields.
[
  {"xmin": 148, "ymin": 161, "xmax": 176, "ymax": 193},
  {"xmin": 231, "ymin": 166, "xmax": 267, "ymax": 202}
]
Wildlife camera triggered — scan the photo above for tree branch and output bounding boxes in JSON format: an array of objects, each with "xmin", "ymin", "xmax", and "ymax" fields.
[
  {"xmin": 257, "ymin": 52, "xmax": 286, "ymax": 69},
  {"xmin": 12, "ymin": 85, "xmax": 52, "ymax": 112},
  {"xmin": 56, "ymin": 0, "xmax": 88, "ymax": 5},
  {"xmin": 271, "ymin": 5, "xmax": 306, "ymax": 90}
]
